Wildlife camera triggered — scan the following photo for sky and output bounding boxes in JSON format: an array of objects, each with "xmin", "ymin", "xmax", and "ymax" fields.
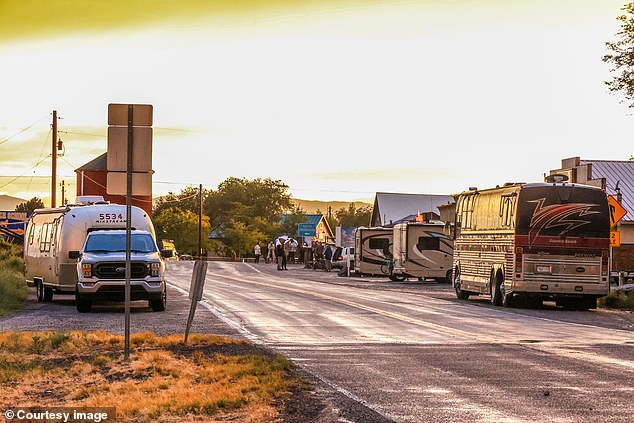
[{"xmin": 0, "ymin": 0, "xmax": 633, "ymax": 206}]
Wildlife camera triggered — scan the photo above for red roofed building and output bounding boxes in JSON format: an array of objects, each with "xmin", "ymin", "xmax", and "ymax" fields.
[{"xmin": 75, "ymin": 152, "xmax": 153, "ymax": 216}]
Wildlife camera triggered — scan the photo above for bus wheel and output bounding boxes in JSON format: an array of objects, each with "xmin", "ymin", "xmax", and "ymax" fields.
[
  {"xmin": 454, "ymin": 268, "xmax": 470, "ymax": 300},
  {"xmin": 490, "ymin": 274, "xmax": 503, "ymax": 306},
  {"xmin": 444, "ymin": 269, "xmax": 453, "ymax": 284},
  {"xmin": 501, "ymin": 283, "xmax": 514, "ymax": 307}
]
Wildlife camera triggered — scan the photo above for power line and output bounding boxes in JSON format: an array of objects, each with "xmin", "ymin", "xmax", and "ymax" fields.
[{"xmin": 0, "ymin": 115, "xmax": 49, "ymax": 146}]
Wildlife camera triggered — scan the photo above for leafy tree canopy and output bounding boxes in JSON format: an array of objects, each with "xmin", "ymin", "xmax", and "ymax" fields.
[
  {"xmin": 15, "ymin": 197, "xmax": 44, "ymax": 213},
  {"xmin": 154, "ymin": 177, "xmax": 294, "ymax": 257},
  {"xmin": 152, "ymin": 207, "xmax": 216, "ymax": 256},
  {"xmin": 604, "ymin": 3, "xmax": 634, "ymax": 107},
  {"xmin": 334, "ymin": 203, "xmax": 372, "ymax": 227}
]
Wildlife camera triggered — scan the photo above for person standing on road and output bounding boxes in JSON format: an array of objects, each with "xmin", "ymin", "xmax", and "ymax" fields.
[
  {"xmin": 266, "ymin": 241, "xmax": 275, "ymax": 264},
  {"xmin": 254, "ymin": 242, "xmax": 261, "ymax": 264},
  {"xmin": 324, "ymin": 244, "xmax": 333, "ymax": 271},
  {"xmin": 282, "ymin": 240, "xmax": 289, "ymax": 270},
  {"xmin": 276, "ymin": 241, "xmax": 284, "ymax": 270}
]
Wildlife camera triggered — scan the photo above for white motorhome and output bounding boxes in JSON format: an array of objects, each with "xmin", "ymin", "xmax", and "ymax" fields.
[
  {"xmin": 24, "ymin": 197, "xmax": 155, "ymax": 302},
  {"xmin": 392, "ymin": 222, "xmax": 453, "ymax": 283},
  {"xmin": 353, "ymin": 227, "xmax": 396, "ymax": 278}
]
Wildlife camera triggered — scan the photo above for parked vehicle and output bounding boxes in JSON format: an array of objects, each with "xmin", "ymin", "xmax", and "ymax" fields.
[
  {"xmin": 159, "ymin": 239, "xmax": 179, "ymax": 260},
  {"xmin": 354, "ymin": 227, "xmax": 398, "ymax": 279},
  {"xmin": 71, "ymin": 229, "xmax": 171, "ymax": 312},
  {"xmin": 331, "ymin": 246, "xmax": 355, "ymax": 270},
  {"xmin": 392, "ymin": 221, "xmax": 453, "ymax": 283},
  {"xmin": 452, "ymin": 182, "xmax": 610, "ymax": 309},
  {"xmin": 23, "ymin": 196, "xmax": 156, "ymax": 303}
]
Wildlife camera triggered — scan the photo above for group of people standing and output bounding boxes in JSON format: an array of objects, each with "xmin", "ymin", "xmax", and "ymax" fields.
[{"xmin": 253, "ymin": 239, "xmax": 297, "ymax": 271}]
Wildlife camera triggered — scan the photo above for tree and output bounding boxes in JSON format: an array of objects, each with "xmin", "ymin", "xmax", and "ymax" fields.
[
  {"xmin": 152, "ymin": 206, "xmax": 215, "ymax": 256},
  {"xmin": 279, "ymin": 205, "xmax": 307, "ymax": 238},
  {"xmin": 204, "ymin": 177, "xmax": 294, "ymax": 255},
  {"xmin": 604, "ymin": 4, "xmax": 634, "ymax": 107},
  {"xmin": 15, "ymin": 197, "xmax": 44, "ymax": 213},
  {"xmin": 154, "ymin": 186, "xmax": 208, "ymax": 217},
  {"xmin": 334, "ymin": 203, "xmax": 373, "ymax": 227}
]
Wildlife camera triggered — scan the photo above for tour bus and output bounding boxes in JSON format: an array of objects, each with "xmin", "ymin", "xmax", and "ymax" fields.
[
  {"xmin": 24, "ymin": 196, "xmax": 156, "ymax": 302},
  {"xmin": 392, "ymin": 221, "xmax": 453, "ymax": 283},
  {"xmin": 452, "ymin": 182, "xmax": 610, "ymax": 309},
  {"xmin": 353, "ymin": 227, "xmax": 400, "ymax": 280}
]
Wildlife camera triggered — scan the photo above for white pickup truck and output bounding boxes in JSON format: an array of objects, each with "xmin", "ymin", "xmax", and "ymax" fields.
[{"xmin": 70, "ymin": 229, "xmax": 172, "ymax": 312}]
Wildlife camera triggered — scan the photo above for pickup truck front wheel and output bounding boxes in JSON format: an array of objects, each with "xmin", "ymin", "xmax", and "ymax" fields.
[
  {"xmin": 149, "ymin": 288, "xmax": 166, "ymax": 312},
  {"xmin": 75, "ymin": 291, "xmax": 92, "ymax": 313}
]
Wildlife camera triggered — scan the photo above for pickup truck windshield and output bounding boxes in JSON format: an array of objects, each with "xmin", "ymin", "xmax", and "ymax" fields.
[{"xmin": 84, "ymin": 233, "xmax": 157, "ymax": 253}]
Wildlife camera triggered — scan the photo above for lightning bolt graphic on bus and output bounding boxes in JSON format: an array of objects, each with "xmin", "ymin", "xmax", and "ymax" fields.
[{"xmin": 528, "ymin": 198, "xmax": 600, "ymax": 245}]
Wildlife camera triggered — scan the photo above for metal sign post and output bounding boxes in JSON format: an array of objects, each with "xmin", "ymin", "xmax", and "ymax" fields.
[
  {"xmin": 124, "ymin": 105, "xmax": 133, "ymax": 360},
  {"xmin": 184, "ymin": 260, "xmax": 208, "ymax": 344},
  {"xmin": 107, "ymin": 103, "xmax": 153, "ymax": 360}
]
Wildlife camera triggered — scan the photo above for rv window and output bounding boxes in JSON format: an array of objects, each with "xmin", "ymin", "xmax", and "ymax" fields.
[
  {"xmin": 39, "ymin": 223, "xmax": 52, "ymax": 252},
  {"xmin": 417, "ymin": 237, "xmax": 440, "ymax": 251},
  {"xmin": 369, "ymin": 238, "xmax": 389, "ymax": 251},
  {"xmin": 28, "ymin": 223, "xmax": 35, "ymax": 245}
]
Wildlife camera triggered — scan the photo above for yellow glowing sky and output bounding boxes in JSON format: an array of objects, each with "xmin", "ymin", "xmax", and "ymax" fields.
[{"xmin": 0, "ymin": 0, "xmax": 631, "ymax": 205}]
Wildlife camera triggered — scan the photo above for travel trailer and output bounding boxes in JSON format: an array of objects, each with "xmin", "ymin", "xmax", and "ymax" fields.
[
  {"xmin": 24, "ymin": 196, "xmax": 155, "ymax": 302},
  {"xmin": 392, "ymin": 221, "xmax": 453, "ymax": 283},
  {"xmin": 353, "ymin": 227, "xmax": 397, "ymax": 278}
]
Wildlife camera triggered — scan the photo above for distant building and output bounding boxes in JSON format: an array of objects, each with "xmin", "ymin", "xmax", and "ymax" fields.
[
  {"xmin": 75, "ymin": 153, "xmax": 153, "ymax": 216},
  {"xmin": 370, "ymin": 192, "xmax": 454, "ymax": 227},
  {"xmin": 0, "ymin": 194, "xmax": 26, "ymax": 210},
  {"xmin": 281, "ymin": 213, "xmax": 334, "ymax": 242},
  {"xmin": 549, "ymin": 157, "xmax": 634, "ymax": 276}
]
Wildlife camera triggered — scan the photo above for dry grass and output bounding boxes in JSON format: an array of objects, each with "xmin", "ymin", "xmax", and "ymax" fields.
[{"xmin": 0, "ymin": 331, "xmax": 308, "ymax": 422}]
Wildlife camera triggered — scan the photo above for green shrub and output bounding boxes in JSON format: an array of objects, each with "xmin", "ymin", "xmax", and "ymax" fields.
[
  {"xmin": 599, "ymin": 291, "xmax": 634, "ymax": 310},
  {"xmin": 0, "ymin": 239, "xmax": 27, "ymax": 315}
]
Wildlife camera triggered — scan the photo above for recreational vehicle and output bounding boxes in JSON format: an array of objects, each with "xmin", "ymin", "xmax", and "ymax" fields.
[
  {"xmin": 452, "ymin": 182, "xmax": 610, "ymax": 309},
  {"xmin": 392, "ymin": 222, "xmax": 453, "ymax": 283},
  {"xmin": 24, "ymin": 197, "xmax": 155, "ymax": 302},
  {"xmin": 353, "ymin": 227, "xmax": 398, "ymax": 279}
]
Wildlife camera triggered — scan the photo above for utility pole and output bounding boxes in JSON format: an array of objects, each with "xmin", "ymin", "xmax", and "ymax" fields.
[
  {"xmin": 198, "ymin": 184, "xmax": 203, "ymax": 258},
  {"xmin": 51, "ymin": 110, "xmax": 58, "ymax": 207}
]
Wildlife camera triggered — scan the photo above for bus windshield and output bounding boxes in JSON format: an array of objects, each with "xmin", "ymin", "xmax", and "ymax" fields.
[{"xmin": 516, "ymin": 185, "xmax": 610, "ymax": 242}]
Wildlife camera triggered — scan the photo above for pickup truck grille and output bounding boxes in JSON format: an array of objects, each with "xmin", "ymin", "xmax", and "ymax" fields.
[{"xmin": 94, "ymin": 262, "xmax": 148, "ymax": 279}]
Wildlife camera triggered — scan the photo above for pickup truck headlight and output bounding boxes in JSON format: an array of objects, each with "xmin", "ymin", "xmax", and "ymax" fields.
[
  {"xmin": 81, "ymin": 263, "xmax": 93, "ymax": 278},
  {"xmin": 150, "ymin": 262, "xmax": 160, "ymax": 277}
]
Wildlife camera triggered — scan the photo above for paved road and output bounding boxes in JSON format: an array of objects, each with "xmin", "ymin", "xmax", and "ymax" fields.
[{"xmin": 167, "ymin": 261, "xmax": 634, "ymax": 423}]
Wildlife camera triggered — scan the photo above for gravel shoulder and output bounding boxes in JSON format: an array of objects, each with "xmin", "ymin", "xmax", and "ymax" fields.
[{"xmin": 0, "ymin": 278, "xmax": 394, "ymax": 423}]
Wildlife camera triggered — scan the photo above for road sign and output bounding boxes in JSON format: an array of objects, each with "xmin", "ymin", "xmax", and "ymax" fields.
[
  {"xmin": 106, "ymin": 104, "xmax": 154, "ymax": 196},
  {"xmin": 608, "ymin": 195, "xmax": 627, "ymax": 227},
  {"xmin": 297, "ymin": 223, "xmax": 316, "ymax": 237},
  {"xmin": 611, "ymin": 231, "xmax": 621, "ymax": 247},
  {"xmin": 108, "ymin": 103, "xmax": 153, "ymax": 126},
  {"xmin": 106, "ymin": 172, "xmax": 153, "ymax": 195},
  {"xmin": 107, "ymin": 127, "xmax": 153, "ymax": 172}
]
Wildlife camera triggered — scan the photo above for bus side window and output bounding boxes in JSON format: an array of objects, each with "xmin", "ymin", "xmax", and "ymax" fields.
[
  {"xmin": 460, "ymin": 195, "xmax": 475, "ymax": 229},
  {"xmin": 500, "ymin": 195, "xmax": 516, "ymax": 228}
]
